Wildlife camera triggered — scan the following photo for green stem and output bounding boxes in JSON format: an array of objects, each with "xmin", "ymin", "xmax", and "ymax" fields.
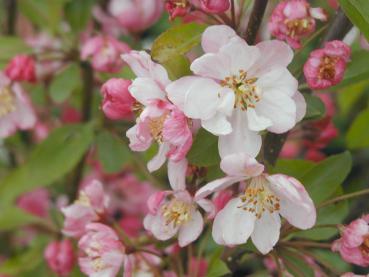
[
  {"xmin": 318, "ymin": 188, "xmax": 369, "ymax": 209},
  {"xmin": 280, "ymin": 241, "xmax": 331, "ymax": 249}
]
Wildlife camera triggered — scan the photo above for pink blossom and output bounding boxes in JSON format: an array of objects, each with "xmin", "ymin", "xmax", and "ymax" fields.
[
  {"xmin": 79, "ymin": 223, "xmax": 125, "ymax": 277},
  {"xmin": 101, "ymin": 78, "xmax": 135, "ymax": 120},
  {"xmin": 108, "ymin": 0, "xmax": 163, "ymax": 33},
  {"xmin": 122, "ymin": 51, "xmax": 193, "ymax": 172},
  {"xmin": 304, "ymin": 40, "xmax": 351, "ymax": 89},
  {"xmin": 167, "ymin": 25, "xmax": 305, "ymax": 159},
  {"xmin": 327, "ymin": 0, "xmax": 339, "ymax": 9},
  {"xmin": 5, "ymin": 55, "xmax": 37, "ymax": 83},
  {"xmin": 81, "ymin": 35, "xmax": 130, "ymax": 73},
  {"xmin": 195, "ymin": 153, "xmax": 316, "ymax": 254},
  {"xmin": 269, "ymin": 0, "xmax": 327, "ymax": 49},
  {"xmin": 200, "ymin": 0, "xmax": 230, "ymax": 13},
  {"xmin": 0, "ymin": 72, "xmax": 36, "ymax": 139},
  {"xmin": 332, "ymin": 215, "xmax": 369, "ymax": 267},
  {"xmin": 144, "ymin": 159, "xmax": 212, "ymax": 246},
  {"xmin": 61, "ymin": 180, "xmax": 109, "ymax": 238},
  {"xmin": 44, "ymin": 239, "xmax": 75, "ymax": 276},
  {"xmin": 166, "ymin": 0, "xmax": 192, "ymax": 19},
  {"xmin": 17, "ymin": 188, "xmax": 50, "ymax": 218},
  {"xmin": 119, "ymin": 215, "xmax": 142, "ymax": 237},
  {"xmin": 32, "ymin": 122, "xmax": 50, "ymax": 142}
]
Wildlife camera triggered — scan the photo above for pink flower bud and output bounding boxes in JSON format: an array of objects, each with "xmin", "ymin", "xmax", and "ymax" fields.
[
  {"xmin": 304, "ymin": 40, "xmax": 351, "ymax": 89},
  {"xmin": 17, "ymin": 188, "xmax": 50, "ymax": 218},
  {"xmin": 101, "ymin": 78, "xmax": 135, "ymax": 120},
  {"xmin": 44, "ymin": 239, "xmax": 75, "ymax": 276},
  {"xmin": 165, "ymin": 0, "xmax": 192, "ymax": 19},
  {"xmin": 200, "ymin": 0, "xmax": 230, "ymax": 13},
  {"xmin": 61, "ymin": 106, "xmax": 81, "ymax": 124},
  {"xmin": 81, "ymin": 35, "xmax": 130, "ymax": 73},
  {"xmin": 5, "ymin": 55, "xmax": 37, "ymax": 83}
]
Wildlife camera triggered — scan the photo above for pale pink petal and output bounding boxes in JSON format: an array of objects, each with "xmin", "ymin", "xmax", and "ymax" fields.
[
  {"xmin": 251, "ymin": 212, "xmax": 281, "ymax": 254},
  {"xmin": 143, "ymin": 214, "xmax": 178, "ymax": 240},
  {"xmin": 126, "ymin": 124, "xmax": 152, "ymax": 152},
  {"xmin": 202, "ymin": 112, "xmax": 232, "ymax": 135},
  {"xmin": 147, "ymin": 143, "xmax": 170, "ymax": 172},
  {"xmin": 267, "ymin": 174, "xmax": 316, "ymax": 229},
  {"xmin": 129, "ymin": 77, "xmax": 166, "ymax": 105},
  {"xmin": 147, "ymin": 191, "xmax": 171, "ymax": 215},
  {"xmin": 196, "ymin": 198, "xmax": 216, "ymax": 218},
  {"xmin": 166, "ymin": 76, "xmax": 199, "ymax": 110},
  {"xmin": 201, "ymin": 25, "xmax": 237, "ymax": 53},
  {"xmin": 309, "ymin": 8, "xmax": 328, "ymax": 21},
  {"xmin": 293, "ymin": 91, "xmax": 306, "ymax": 122},
  {"xmin": 178, "ymin": 210, "xmax": 204, "ymax": 247},
  {"xmin": 217, "ymin": 87, "xmax": 235, "ymax": 116},
  {"xmin": 220, "ymin": 153, "xmax": 264, "ymax": 177},
  {"xmin": 246, "ymin": 108, "xmax": 273, "ymax": 132},
  {"xmin": 212, "ymin": 206, "xmax": 226, "ymax": 244},
  {"xmin": 195, "ymin": 176, "xmax": 245, "ymax": 200},
  {"xmin": 190, "ymin": 52, "xmax": 231, "ymax": 80},
  {"xmin": 168, "ymin": 159, "xmax": 188, "ymax": 191}
]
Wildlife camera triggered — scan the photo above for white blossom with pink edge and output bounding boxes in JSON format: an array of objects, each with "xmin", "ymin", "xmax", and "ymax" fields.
[
  {"xmin": 143, "ymin": 159, "xmax": 214, "ymax": 247},
  {"xmin": 0, "ymin": 72, "xmax": 36, "ymax": 138},
  {"xmin": 122, "ymin": 51, "xmax": 193, "ymax": 172},
  {"xmin": 195, "ymin": 154, "xmax": 316, "ymax": 254},
  {"xmin": 167, "ymin": 25, "xmax": 305, "ymax": 158}
]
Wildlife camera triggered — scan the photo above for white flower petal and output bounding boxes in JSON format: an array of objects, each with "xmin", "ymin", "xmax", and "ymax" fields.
[
  {"xmin": 202, "ymin": 112, "xmax": 232, "ymax": 136},
  {"xmin": 168, "ymin": 159, "xmax": 188, "ymax": 191},
  {"xmin": 201, "ymin": 25, "xmax": 237, "ymax": 53},
  {"xmin": 190, "ymin": 52, "xmax": 231, "ymax": 80},
  {"xmin": 147, "ymin": 143, "xmax": 170, "ymax": 172},
  {"xmin": 129, "ymin": 77, "xmax": 166, "ymax": 105},
  {"xmin": 246, "ymin": 108, "xmax": 273, "ymax": 132},
  {"xmin": 178, "ymin": 210, "xmax": 203, "ymax": 247},
  {"xmin": 220, "ymin": 153, "xmax": 264, "ymax": 177},
  {"xmin": 195, "ymin": 176, "xmax": 245, "ymax": 199},
  {"xmin": 293, "ymin": 91, "xmax": 306, "ymax": 122},
  {"xmin": 166, "ymin": 76, "xmax": 199, "ymax": 111}
]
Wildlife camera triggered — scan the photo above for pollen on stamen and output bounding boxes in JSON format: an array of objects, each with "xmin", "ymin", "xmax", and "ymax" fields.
[{"xmin": 0, "ymin": 86, "xmax": 16, "ymax": 118}]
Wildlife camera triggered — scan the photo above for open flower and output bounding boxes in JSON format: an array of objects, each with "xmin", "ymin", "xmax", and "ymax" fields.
[
  {"xmin": 332, "ymin": 215, "xmax": 369, "ymax": 267},
  {"xmin": 0, "ymin": 72, "xmax": 36, "ymax": 139},
  {"xmin": 304, "ymin": 40, "xmax": 351, "ymax": 89},
  {"xmin": 143, "ymin": 160, "xmax": 213, "ymax": 246},
  {"xmin": 269, "ymin": 0, "xmax": 327, "ymax": 49},
  {"xmin": 195, "ymin": 153, "xmax": 316, "ymax": 254},
  {"xmin": 122, "ymin": 51, "xmax": 193, "ymax": 172},
  {"xmin": 81, "ymin": 35, "xmax": 130, "ymax": 73},
  {"xmin": 79, "ymin": 223, "xmax": 125, "ymax": 277},
  {"xmin": 167, "ymin": 25, "xmax": 305, "ymax": 158},
  {"xmin": 61, "ymin": 180, "xmax": 109, "ymax": 238}
]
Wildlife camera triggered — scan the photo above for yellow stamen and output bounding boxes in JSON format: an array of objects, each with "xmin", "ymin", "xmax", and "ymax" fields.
[
  {"xmin": 162, "ymin": 199, "xmax": 192, "ymax": 227},
  {"xmin": 0, "ymin": 86, "xmax": 16, "ymax": 118}
]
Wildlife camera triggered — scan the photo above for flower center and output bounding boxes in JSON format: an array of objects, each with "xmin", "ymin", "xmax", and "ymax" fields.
[
  {"xmin": 92, "ymin": 258, "xmax": 107, "ymax": 271},
  {"xmin": 238, "ymin": 176, "xmax": 280, "ymax": 219},
  {"xmin": 162, "ymin": 199, "xmax": 192, "ymax": 227},
  {"xmin": 148, "ymin": 113, "xmax": 168, "ymax": 143},
  {"xmin": 170, "ymin": 0, "xmax": 189, "ymax": 8},
  {"xmin": 0, "ymin": 86, "xmax": 16, "ymax": 118},
  {"xmin": 318, "ymin": 56, "xmax": 337, "ymax": 80},
  {"xmin": 221, "ymin": 70, "xmax": 261, "ymax": 111},
  {"xmin": 284, "ymin": 18, "xmax": 313, "ymax": 38},
  {"xmin": 75, "ymin": 191, "xmax": 92, "ymax": 207},
  {"xmin": 360, "ymin": 236, "xmax": 369, "ymax": 256}
]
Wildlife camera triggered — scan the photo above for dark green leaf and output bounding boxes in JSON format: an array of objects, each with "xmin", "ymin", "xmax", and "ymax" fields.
[
  {"xmin": 0, "ymin": 208, "xmax": 50, "ymax": 231},
  {"xmin": 206, "ymin": 247, "xmax": 230, "ymax": 277},
  {"xmin": 0, "ymin": 124, "xmax": 94, "ymax": 207},
  {"xmin": 346, "ymin": 108, "xmax": 369, "ymax": 149},
  {"xmin": 65, "ymin": 0, "xmax": 95, "ymax": 32},
  {"xmin": 272, "ymin": 159, "xmax": 315, "ymax": 180},
  {"xmin": 187, "ymin": 129, "xmax": 220, "ymax": 167},
  {"xmin": 339, "ymin": 0, "xmax": 369, "ymax": 41},
  {"xmin": 50, "ymin": 63, "xmax": 81, "ymax": 103},
  {"xmin": 281, "ymin": 249, "xmax": 314, "ymax": 277},
  {"xmin": 96, "ymin": 131, "xmax": 131, "ymax": 173},
  {"xmin": 0, "ymin": 37, "xmax": 31, "ymax": 67},
  {"xmin": 303, "ymin": 93, "xmax": 326, "ymax": 120}
]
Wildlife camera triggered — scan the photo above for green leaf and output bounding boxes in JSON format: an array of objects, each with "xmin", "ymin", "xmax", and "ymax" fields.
[
  {"xmin": 300, "ymin": 151, "xmax": 352, "ymax": 204},
  {"xmin": 187, "ymin": 129, "xmax": 220, "ymax": 167},
  {"xmin": 151, "ymin": 23, "xmax": 207, "ymax": 79},
  {"xmin": 346, "ymin": 108, "xmax": 369, "ymax": 149},
  {"xmin": 281, "ymin": 249, "xmax": 314, "ymax": 277},
  {"xmin": 50, "ymin": 63, "xmax": 81, "ymax": 103},
  {"xmin": 0, "ymin": 207, "xmax": 50, "ymax": 231},
  {"xmin": 311, "ymin": 250, "xmax": 351, "ymax": 274},
  {"xmin": 0, "ymin": 37, "xmax": 31, "ymax": 66},
  {"xmin": 303, "ymin": 93, "xmax": 326, "ymax": 120},
  {"xmin": 206, "ymin": 247, "xmax": 230, "ymax": 277},
  {"xmin": 272, "ymin": 159, "xmax": 315, "ymax": 180},
  {"xmin": 96, "ymin": 131, "xmax": 131, "ymax": 173},
  {"xmin": 0, "ymin": 124, "xmax": 94, "ymax": 207},
  {"xmin": 339, "ymin": 0, "xmax": 369, "ymax": 41},
  {"xmin": 65, "ymin": 0, "xmax": 95, "ymax": 32}
]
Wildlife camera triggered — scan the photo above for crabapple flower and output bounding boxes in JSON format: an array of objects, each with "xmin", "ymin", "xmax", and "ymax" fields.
[
  {"xmin": 144, "ymin": 160, "xmax": 213, "ymax": 246},
  {"xmin": 304, "ymin": 40, "xmax": 351, "ymax": 90},
  {"xmin": 78, "ymin": 223, "xmax": 125, "ymax": 277},
  {"xmin": 195, "ymin": 153, "xmax": 316, "ymax": 254},
  {"xmin": 81, "ymin": 35, "xmax": 130, "ymax": 73},
  {"xmin": 5, "ymin": 55, "xmax": 37, "ymax": 83},
  {"xmin": 61, "ymin": 180, "xmax": 109, "ymax": 238},
  {"xmin": 332, "ymin": 215, "xmax": 369, "ymax": 267},
  {"xmin": 100, "ymin": 78, "xmax": 135, "ymax": 120},
  {"xmin": 167, "ymin": 25, "xmax": 305, "ymax": 158},
  {"xmin": 108, "ymin": 0, "xmax": 163, "ymax": 33},
  {"xmin": 0, "ymin": 72, "xmax": 36, "ymax": 139},
  {"xmin": 44, "ymin": 239, "xmax": 75, "ymax": 276},
  {"xmin": 123, "ymin": 250, "xmax": 161, "ymax": 277},
  {"xmin": 269, "ymin": 0, "xmax": 327, "ymax": 49},
  {"xmin": 165, "ymin": 0, "xmax": 192, "ymax": 19},
  {"xmin": 122, "ymin": 51, "xmax": 193, "ymax": 171},
  {"xmin": 200, "ymin": 0, "xmax": 230, "ymax": 13},
  {"xmin": 17, "ymin": 188, "xmax": 50, "ymax": 218}
]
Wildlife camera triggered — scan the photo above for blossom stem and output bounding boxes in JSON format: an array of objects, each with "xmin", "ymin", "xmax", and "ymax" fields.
[
  {"xmin": 271, "ymin": 251, "xmax": 283, "ymax": 277},
  {"xmin": 280, "ymin": 241, "xmax": 331, "ymax": 249},
  {"xmin": 322, "ymin": 8, "xmax": 352, "ymax": 43},
  {"xmin": 318, "ymin": 188, "xmax": 369, "ymax": 209},
  {"xmin": 4, "ymin": 0, "xmax": 17, "ymax": 35},
  {"xmin": 230, "ymin": 0, "xmax": 236, "ymax": 28},
  {"xmin": 244, "ymin": 0, "xmax": 268, "ymax": 44}
]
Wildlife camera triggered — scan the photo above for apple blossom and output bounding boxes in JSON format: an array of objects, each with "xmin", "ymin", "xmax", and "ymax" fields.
[
  {"xmin": 44, "ymin": 239, "xmax": 75, "ymax": 276},
  {"xmin": 304, "ymin": 40, "xmax": 351, "ymax": 89},
  {"xmin": 78, "ymin": 223, "xmax": 125, "ymax": 277},
  {"xmin": 269, "ymin": 0, "xmax": 327, "ymax": 49},
  {"xmin": 166, "ymin": 0, "xmax": 192, "ymax": 19},
  {"xmin": 5, "ymin": 55, "xmax": 37, "ymax": 83},
  {"xmin": 332, "ymin": 215, "xmax": 369, "ymax": 267},
  {"xmin": 81, "ymin": 35, "xmax": 130, "ymax": 73},
  {"xmin": 167, "ymin": 25, "xmax": 305, "ymax": 158},
  {"xmin": 122, "ymin": 51, "xmax": 193, "ymax": 172},
  {"xmin": 100, "ymin": 78, "xmax": 135, "ymax": 120},
  {"xmin": 61, "ymin": 180, "xmax": 109, "ymax": 238},
  {"xmin": 0, "ymin": 72, "xmax": 36, "ymax": 139},
  {"xmin": 195, "ymin": 153, "xmax": 316, "ymax": 254},
  {"xmin": 144, "ymin": 159, "xmax": 213, "ymax": 247}
]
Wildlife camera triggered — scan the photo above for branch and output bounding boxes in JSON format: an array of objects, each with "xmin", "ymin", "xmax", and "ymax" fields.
[
  {"xmin": 4, "ymin": 0, "xmax": 17, "ymax": 35},
  {"xmin": 322, "ymin": 8, "xmax": 353, "ymax": 43},
  {"xmin": 244, "ymin": 0, "xmax": 268, "ymax": 44}
]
